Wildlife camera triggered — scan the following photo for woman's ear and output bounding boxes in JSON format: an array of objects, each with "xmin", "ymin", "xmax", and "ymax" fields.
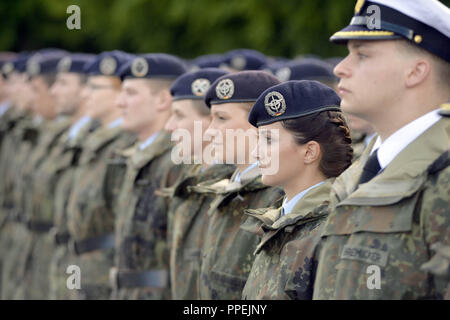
[{"xmin": 303, "ymin": 141, "xmax": 321, "ymax": 164}]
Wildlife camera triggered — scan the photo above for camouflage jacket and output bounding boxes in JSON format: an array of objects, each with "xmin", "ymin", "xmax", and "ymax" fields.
[
  {"xmin": 313, "ymin": 116, "xmax": 450, "ymax": 300},
  {"xmin": 112, "ymin": 131, "xmax": 182, "ymax": 300},
  {"xmin": 31, "ymin": 118, "xmax": 100, "ymax": 230},
  {"xmin": 241, "ymin": 179, "xmax": 333, "ymax": 300},
  {"xmin": 18, "ymin": 116, "xmax": 73, "ymax": 221},
  {"xmin": 194, "ymin": 165, "xmax": 285, "ymax": 299},
  {"xmin": 162, "ymin": 164, "xmax": 235, "ymax": 299},
  {"xmin": 66, "ymin": 126, "xmax": 136, "ymax": 241}
]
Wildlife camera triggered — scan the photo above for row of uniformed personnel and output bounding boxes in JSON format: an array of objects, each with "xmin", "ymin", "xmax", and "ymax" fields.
[{"xmin": 0, "ymin": 0, "xmax": 449, "ymax": 300}]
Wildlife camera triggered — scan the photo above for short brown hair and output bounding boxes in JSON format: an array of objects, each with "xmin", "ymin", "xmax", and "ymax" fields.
[{"xmin": 281, "ymin": 110, "xmax": 353, "ymax": 178}]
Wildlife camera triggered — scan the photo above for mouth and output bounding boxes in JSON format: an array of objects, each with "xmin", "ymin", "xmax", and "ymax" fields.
[{"xmin": 337, "ymin": 85, "xmax": 351, "ymax": 96}]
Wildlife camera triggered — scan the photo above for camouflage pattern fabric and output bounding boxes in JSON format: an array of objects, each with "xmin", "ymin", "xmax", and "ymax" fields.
[{"xmin": 313, "ymin": 117, "xmax": 450, "ymax": 300}]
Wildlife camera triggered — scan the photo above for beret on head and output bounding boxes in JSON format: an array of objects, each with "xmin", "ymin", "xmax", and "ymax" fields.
[
  {"xmin": 26, "ymin": 49, "xmax": 68, "ymax": 77},
  {"xmin": 170, "ymin": 68, "xmax": 229, "ymax": 101},
  {"xmin": 248, "ymin": 80, "xmax": 341, "ymax": 127},
  {"xmin": 275, "ymin": 58, "xmax": 337, "ymax": 82},
  {"xmin": 118, "ymin": 53, "xmax": 188, "ymax": 80},
  {"xmin": 84, "ymin": 50, "xmax": 135, "ymax": 77},
  {"xmin": 204, "ymin": 70, "xmax": 281, "ymax": 108},
  {"xmin": 222, "ymin": 49, "xmax": 267, "ymax": 71},
  {"xmin": 57, "ymin": 53, "xmax": 96, "ymax": 74},
  {"xmin": 190, "ymin": 54, "xmax": 226, "ymax": 70}
]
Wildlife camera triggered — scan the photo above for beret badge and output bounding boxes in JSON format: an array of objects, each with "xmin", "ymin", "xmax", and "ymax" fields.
[
  {"xmin": 100, "ymin": 56, "xmax": 117, "ymax": 75},
  {"xmin": 191, "ymin": 78, "xmax": 211, "ymax": 97},
  {"xmin": 58, "ymin": 56, "xmax": 72, "ymax": 73},
  {"xmin": 215, "ymin": 78, "xmax": 235, "ymax": 100},
  {"xmin": 131, "ymin": 57, "xmax": 149, "ymax": 77},
  {"xmin": 275, "ymin": 67, "xmax": 291, "ymax": 82},
  {"xmin": 231, "ymin": 55, "xmax": 246, "ymax": 70},
  {"xmin": 264, "ymin": 91, "xmax": 286, "ymax": 117},
  {"xmin": 27, "ymin": 60, "xmax": 40, "ymax": 76}
]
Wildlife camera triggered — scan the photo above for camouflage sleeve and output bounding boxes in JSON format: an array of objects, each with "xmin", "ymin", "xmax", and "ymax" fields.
[{"xmin": 420, "ymin": 166, "xmax": 450, "ymax": 299}]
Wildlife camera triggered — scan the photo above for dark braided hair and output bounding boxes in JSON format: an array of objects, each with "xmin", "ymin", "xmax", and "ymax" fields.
[{"xmin": 281, "ymin": 110, "xmax": 353, "ymax": 178}]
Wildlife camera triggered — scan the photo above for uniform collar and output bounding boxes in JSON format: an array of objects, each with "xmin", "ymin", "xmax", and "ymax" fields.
[
  {"xmin": 107, "ymin": 117, "xmax": 123, "ymax": 129},
  {"xmin": 68, "ymin": 116, "xmax": 92, "ymax": 141},
  {"xmin": 371, "ymin": 109, "xmax": 442, "ymax": 170},
  {"xmin": 139, "ymin": 131, "xmax": 161, "ymax": 151},
  {"xmin": 281, "ymin": 180, "xmax": 326, "ymax": 216},
  {"xmin": 233, "ymin": 162, "xmax": 259, "ymax": 183},
  {"xmin": 0, "ymin": 101, "xmax": 11, "ymax": 117},
  {"xmin": 333, "ymin": 116, "xmax": 449, "ymax": 206}
]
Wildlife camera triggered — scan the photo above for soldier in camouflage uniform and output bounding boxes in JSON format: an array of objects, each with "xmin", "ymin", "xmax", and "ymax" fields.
[
  {"xmin": 194, "ymin": 71, "xmax": 285, "ymax": 300},
  {"xmin": 162, "ymin": 68, "xmax": 237, "ymax": 299},
  {"xmin": 42, "ymin": 52, "xmax": 102, "ymax": 300},
  {"xmin": 61, "ymin": 51, "xmax": 137, "ymax": 300},
  {"xmin": 0, "ymin": 51, "xmax": 64, "ymax": 299},
  {"xmin": 313, "ymin": 0, "xmax": 450, "ymax": 299},
  {"xmin": 241, "ymin": 81, "xmax": 353, "ymax": 299},
  {"xmin": 108, "ymin": 54, "xmax": 187, "ymax": 300}
]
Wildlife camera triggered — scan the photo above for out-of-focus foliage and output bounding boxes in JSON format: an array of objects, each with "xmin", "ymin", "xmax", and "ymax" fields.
[{"xmin": 1, "ymin": 0, "xmax": 449, "ymax": 59}]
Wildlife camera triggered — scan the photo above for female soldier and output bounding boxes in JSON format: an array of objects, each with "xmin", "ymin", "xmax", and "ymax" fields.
[{"xmin": 242, "ymin": 80, "xmax": 353, "ymax": 299}]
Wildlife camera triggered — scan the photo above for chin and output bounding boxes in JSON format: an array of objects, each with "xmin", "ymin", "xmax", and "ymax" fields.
[{"xmin": 261, "ymin": 174, "xmax": 278, "ymax": 187}]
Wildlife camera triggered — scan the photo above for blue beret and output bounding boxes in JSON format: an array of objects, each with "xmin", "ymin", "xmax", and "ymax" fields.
[
  {"xmin": 84, "ymin": 50, "xmax": 134, "ymax": 77},
  {"xmin": 57, "ymin": 53, "xmax": 96, "ymax": 74},
  {"xmin": 9, "ymin": 52, "xmax": 33, "ymax": 73},
  {"xmin": 118, "ymin": 53, "xmax": 187, "ymax": 80},
  {"xmin": 275, "ymin": 58, "xmax": 337, "ymax": 82},
  {"xmin": 248, "ymin": 80, "xmax": 341, "ymax": 127},
  {"xmin": 330, "ymin": 0, "xmax": 450, "ymax": 63},
  {"xmin": 170, "ymin": 68, "xmax": 229, "ymax": 101},
  {"xmin": 222, "ymin": 49, "xmax": 267, "ymax": 71},
  {"xmin": 190, "ymin": 54, "xmax": 226, "ymax": 70},
  {"xmin": 26, "ymin": 50, "xmax": 68, "ymax": 77},
  {"xmin": 204, "ymin": 70, "xmax": 281, "ymax": 108}
]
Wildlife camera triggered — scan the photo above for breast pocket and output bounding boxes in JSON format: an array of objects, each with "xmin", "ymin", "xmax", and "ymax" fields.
[{"xmin": 321, "ymin": 194, "xmax": 430, "ymax": 299}]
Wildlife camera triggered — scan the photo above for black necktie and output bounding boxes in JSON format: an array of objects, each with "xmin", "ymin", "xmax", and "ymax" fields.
[{"xmin": 358, "ymin": 149, "xmax": 381, "ymax": 185}]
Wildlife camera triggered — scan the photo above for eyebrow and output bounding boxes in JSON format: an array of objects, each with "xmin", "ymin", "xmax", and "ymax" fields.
[{"xmin": 348, "ymin": 41, "xmax": 371, "ymax": 50}]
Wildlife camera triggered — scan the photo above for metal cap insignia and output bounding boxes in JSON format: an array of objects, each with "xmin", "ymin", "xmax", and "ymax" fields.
[
  {"xmin": 100, "ymin": 56, "xmax": 117, "ymax": 76},
  {"xmin": 131, "ymin": 57, "xmax": 149, "ymax": 77},
  {"xmin": 215, "ymin": 78, "xmax": 235, "ymax": 100},
  {"xmin": 264, "ymin": 91, "xmax": 286, "ymax": 117},
  {"xmin": 191, "ymin": 78, "xmax": 211, "ymax": 96}
]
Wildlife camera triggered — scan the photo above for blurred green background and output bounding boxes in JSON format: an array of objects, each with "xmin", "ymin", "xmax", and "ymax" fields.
[{"xmin": 1, "ymin": 0, "xmax": 449, "ymax": 59}]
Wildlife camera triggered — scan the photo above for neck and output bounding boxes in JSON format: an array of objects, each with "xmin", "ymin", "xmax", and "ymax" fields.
[
  {"xmin": 283, "ymin": 170, "xmax": 326, "ymax": 200},
  {"xmin": 371, "ymin": 90, "xmax": 447, "ymax": 142},
  {"xmin": 102, "ymin": 110, "xmax": 121, "ymax": 125},
  {"xmin": 138, "ymin": 112, "xmax": 170, "ymax": 141}
]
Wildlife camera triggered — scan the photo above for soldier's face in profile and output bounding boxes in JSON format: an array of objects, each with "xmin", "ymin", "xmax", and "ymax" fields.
[
  {"xmin": 13, "ymin": 73, "xmax": 34, "ymax": 110},
  {"xmin": 30, "ymin": 75, "xmax": 55, "ymax": 117},
  {"xmin": 206, "ymin": 103, "xmax": 257, "ymax": 164},
  {"xmin": 116, "ymin": 78, "xmax": 155, "ymax": 133},
  {"xmin": 254, "ymin": 121, "xmax": 305, "ymax": 187},
  {"xmin": 84, "ymin": 75, "xmax": 121, "ymax": 120},
  {"xmin": 50, "ymin": 72, "xmax": 83, "ymax": 115},
  {"xmin": 334, "ymin": 40, "xmax": 407, "ymax": 122},
  {"xmin": 166, "ymin": 99, "xmax": 211, "ymax": 158}
]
